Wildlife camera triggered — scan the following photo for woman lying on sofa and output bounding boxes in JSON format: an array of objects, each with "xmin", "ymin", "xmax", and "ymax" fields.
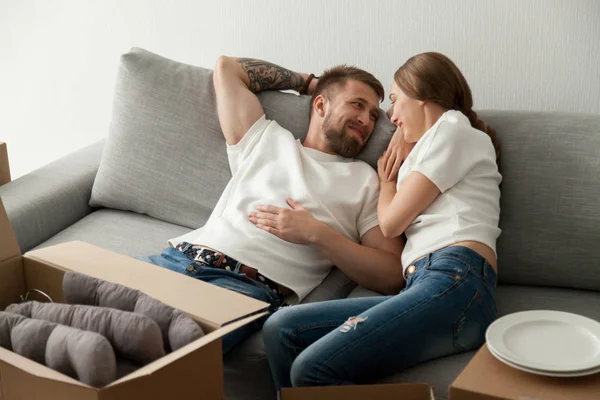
[{"xmin": 261, "ymin": 52, "xmax": 502, "ymax": 389}]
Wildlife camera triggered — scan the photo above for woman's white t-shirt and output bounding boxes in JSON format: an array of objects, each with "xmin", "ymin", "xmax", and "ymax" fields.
[{"xmin": 397, "ymin": 110, "xmax": 502, "ymax": 270}]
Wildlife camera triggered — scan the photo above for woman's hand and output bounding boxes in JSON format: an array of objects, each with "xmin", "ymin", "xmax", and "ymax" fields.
[
  {"xmin": 380, "ymin": 126, "xmax": 415, "ymax": 182},
  {"xmin": 378, "ymin": 151, "xmax": 392, "ymax": 183},
  {"xmin": 249, "ymin": 198, "xmax": 323, "ymax": 244}
]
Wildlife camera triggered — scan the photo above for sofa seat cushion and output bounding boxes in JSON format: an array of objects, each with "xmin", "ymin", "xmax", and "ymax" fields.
[
  {"xmin": 32, "ymin": 209, "xmax": 191, "ymax": 257},
  {"xmin": 495, "ymin": 284, "xmax": 600, "ymax": 321}
]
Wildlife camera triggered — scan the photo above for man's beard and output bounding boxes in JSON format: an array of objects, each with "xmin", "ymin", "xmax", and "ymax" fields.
[{"xmin": 323, "ymin": 114, "xmax": 364, "ymax": 158}]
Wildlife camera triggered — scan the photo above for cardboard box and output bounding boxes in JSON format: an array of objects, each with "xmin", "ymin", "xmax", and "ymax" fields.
[
  {"xmin": 0, "ymin": 142, "xmax": 10, "ymax": 185},
  {"xmin": 450, "ymin": 344, "xmax": 600, "ymax": 400},
  {"xmin": 0, "ymin": 199, "xmax": 270, "ymax": 399},
  {"xmin": 281, "ymin": 383, "xmax": 435, "ymax": 399}
]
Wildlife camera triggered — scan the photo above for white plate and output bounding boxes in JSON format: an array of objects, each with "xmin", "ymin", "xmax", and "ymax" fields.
[
  {"xmin": 487, "ymin": 344, "xmax": 600, "ymax": 377},
  {"xmin": 486, "ymin": 310, "xmax": 600, "ymax": 372}
]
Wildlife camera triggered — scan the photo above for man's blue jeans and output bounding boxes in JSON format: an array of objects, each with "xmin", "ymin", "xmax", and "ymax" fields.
[
  {"xmin": 262, "ymin": 245, "xmax": 497, "ymax": 389},
  {"xmin": 138, "ymin": 247, "xmax": 283, "ymax": 354}
]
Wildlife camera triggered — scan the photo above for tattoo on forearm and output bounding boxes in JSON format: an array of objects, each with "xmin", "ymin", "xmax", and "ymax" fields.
[{"xmin": 236, "ymin": 58, "xmax": 305, "ymax": 93}]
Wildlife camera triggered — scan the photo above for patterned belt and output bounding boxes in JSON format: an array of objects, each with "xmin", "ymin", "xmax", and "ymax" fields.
[{"xmin": 175, "ymin": 242, "xmax": 283, "ymax": 295}]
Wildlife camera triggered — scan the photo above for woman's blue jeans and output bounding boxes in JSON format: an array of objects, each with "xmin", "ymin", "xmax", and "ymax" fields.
[
  {"xmin": 262, "ymin": 245, "xmax": 497, "ymax": 389},
  {"xmin": 137, "ymin": 247, "xmax": 283, "ymax": 354}
]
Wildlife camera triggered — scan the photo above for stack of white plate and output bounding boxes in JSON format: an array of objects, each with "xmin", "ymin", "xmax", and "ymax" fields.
[{"xmin": 485, "ymin": 310, "xmax": 600, "ymax": 377}]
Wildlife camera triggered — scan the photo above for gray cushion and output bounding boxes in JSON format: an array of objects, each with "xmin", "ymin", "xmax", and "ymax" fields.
[
  {"xmin": 0, "ymin": 311, "xmax": 117, "ymax": 387},
  {"xmin": 33, "ymin": 208, "xmax": 191, "ymax": 256},
  {"xmin": 63, "ymin": 272, "xmax": 204, "ymax": 352},
  {"xmin": 301, "ymin": 267, "xmax": 358, "ymax": 303},
  {"xmin": 495, "ymin": 284, "xmax": 600, "ymax": 321},
  {"xmin": 90, "ymin": 47, "xmax": 395, "ymax": 229},
  {"xmin": 478, "ymin": 111, "xmax": 600, "ymax": 291},
  {"xmin": 347, "ymin": 285, "xmax": 381, "ymax": 298},
  {"xmin": 6, "ymin": 301, "xmax": 164, "ymax": 365}
]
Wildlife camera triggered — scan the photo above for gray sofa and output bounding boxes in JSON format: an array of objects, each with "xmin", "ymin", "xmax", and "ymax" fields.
[{"xmin": 2, "ymin": 48, "xmax": 599, "ymax": 399}]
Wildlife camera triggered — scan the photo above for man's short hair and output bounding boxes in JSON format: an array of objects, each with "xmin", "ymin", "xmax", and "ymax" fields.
[{"xmin": 309, "ymin": 65, "xmax": 384, "ymax": 119}]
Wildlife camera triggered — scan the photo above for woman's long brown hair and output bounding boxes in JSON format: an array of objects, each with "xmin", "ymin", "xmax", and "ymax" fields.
[{"xmin": 394, "ymin": 52, "xmax": 500, "ymax": 162}]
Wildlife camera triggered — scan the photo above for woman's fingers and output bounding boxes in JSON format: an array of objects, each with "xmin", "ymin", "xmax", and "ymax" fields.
[
  {"xmin": 388, "ymin": 153, "xmax": 403, "ymax": 181},
  {"xmin": 384, "ymin": 150, "xmax": 395, "ymax": 174},
  {"xmin": 377, "ymin": 155, "xmax": 388, "ymax": 181}
]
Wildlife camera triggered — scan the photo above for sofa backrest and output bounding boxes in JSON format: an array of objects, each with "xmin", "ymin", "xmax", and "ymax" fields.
[
  {"xmin": 90, "ymin": 48, "xmax": 395, "ymax": 231},
  {"xmin": 479, "ymin": 111, "xmax": 600, "ymax": 291}
]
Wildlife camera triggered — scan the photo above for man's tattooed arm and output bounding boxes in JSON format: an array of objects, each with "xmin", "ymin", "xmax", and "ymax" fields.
[{"xmin": 236, "ymin": 58, "xmax": 306, "ymax": 93}]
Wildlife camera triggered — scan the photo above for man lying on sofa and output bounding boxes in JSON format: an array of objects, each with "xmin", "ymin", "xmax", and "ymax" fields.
[{"xmin": 139, "ymin": 56, "xmax": 404, "ymax": 353}]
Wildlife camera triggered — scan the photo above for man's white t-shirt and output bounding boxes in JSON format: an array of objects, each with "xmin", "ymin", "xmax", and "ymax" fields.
[
  {"xmin": 397, "ymin": 110, "xmax": 502, "ymax": 270},
  {"xmin": 170, "ymin": 115, "xmax": 380, "ymax": 303}
]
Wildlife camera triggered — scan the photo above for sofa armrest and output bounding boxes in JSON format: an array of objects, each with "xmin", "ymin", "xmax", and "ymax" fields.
[{"xmin": 0, "ymin": 140, "xmax": 104, "ymax": 252}]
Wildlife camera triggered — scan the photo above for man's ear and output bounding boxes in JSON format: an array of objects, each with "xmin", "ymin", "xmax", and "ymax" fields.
[{"xmin": 314, "ymin": 94, "xmax": 327, "ymax": 118}]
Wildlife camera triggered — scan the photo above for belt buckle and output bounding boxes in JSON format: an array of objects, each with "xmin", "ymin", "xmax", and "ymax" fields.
[{"xmin": 197, "ymin": 248, "xmax": 220, "ymax": 265}]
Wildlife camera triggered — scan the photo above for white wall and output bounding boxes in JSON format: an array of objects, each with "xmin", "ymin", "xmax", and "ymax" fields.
[{"xmin": 1, "ymin": 0, "xmax": 599, "ymax": 179}]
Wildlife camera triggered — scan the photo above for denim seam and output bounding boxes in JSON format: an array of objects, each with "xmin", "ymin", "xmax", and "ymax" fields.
[
  {"xmin": 436, "ymin": 270, "xmax": 472, "ymax": 297},
  {"xmin": 426, "ymin": 254, "xmax": 471, "ymax": 273},
  {"xmin": 290, "ymin": 321, "xmax": 348, "ymax": 340},
  {"xmin": 287, "ymin": 321, "xmax": 347, "ymax": 360},
  {"xmin": 452, "ymin": 288, "xmax": 491, "ymax": 352},
  {"xmin": 419, "ymin": 265, "xmax": 471, "ymax": 298},
  {"xmin": 478, "ymin": 278, "xmax": 497, "ymax": 304},
  {"xmin": 430, "ymin": 254, "xmax": 489, "ymax": 282}
]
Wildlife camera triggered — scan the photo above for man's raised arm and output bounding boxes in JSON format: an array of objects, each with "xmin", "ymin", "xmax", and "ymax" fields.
[{"xmin": 213, "ymin": 57, "xmax": 309, "ymax": 145}]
